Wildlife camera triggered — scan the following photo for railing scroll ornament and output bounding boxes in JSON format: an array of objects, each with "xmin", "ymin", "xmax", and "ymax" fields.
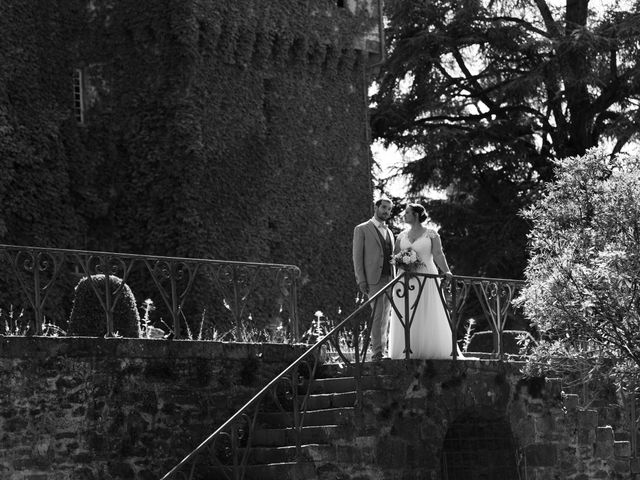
[
  {"xmin": 0, "ymin": 244, "xmax": 301, "ymax": 340},
  {"xmin": 160, "ymin": 271, "xmax": 524, "ymax": 479}
]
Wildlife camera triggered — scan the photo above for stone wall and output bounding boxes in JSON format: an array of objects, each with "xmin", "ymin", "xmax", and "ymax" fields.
[
  {"xmin": 0, "ymin": 337, "xmax": 307, "ymax": 480},
  {"xmin": 2, "ymin": 338, "xmax": 637, "ymax": 480},
  {"xmin": 335, "ymin": 360, "xmax": 635, "ymax": 480}
]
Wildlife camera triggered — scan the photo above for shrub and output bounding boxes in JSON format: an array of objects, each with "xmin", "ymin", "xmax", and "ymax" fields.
[
  {"xmin": 68, "ymin": 275, "xmax": 140, "ymax": 337},
  {"xmin": 519, "ymin": 147, "xmax": 640, "ymax": 385}
]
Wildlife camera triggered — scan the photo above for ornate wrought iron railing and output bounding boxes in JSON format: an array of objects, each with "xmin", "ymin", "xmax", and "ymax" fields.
[
  {"xmin": 160, "ymin": 271, "xmax": 524, "ymax": 480},
  {"xmin": 0, "ymin": 244, "xmax": 301, "ymax": 340}
]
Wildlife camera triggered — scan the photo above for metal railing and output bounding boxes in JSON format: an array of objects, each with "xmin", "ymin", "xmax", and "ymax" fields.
[
  {"xmin": 160, "ymin": 271, "xmax": 524, "ymax": 480},
  {"xmin": 0, "ymin": 244, "xmax": 301, "ymax": 340}
]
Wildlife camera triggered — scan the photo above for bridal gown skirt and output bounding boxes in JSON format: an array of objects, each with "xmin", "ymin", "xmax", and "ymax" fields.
[{"xmin": 388, "ymin": 271, "xmax": 459, "ymax": 359}]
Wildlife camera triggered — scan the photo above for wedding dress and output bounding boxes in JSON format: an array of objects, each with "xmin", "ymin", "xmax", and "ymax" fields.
[{"xmin": 388, "ymin": 230, "xmax": 462, "ymax": 359}]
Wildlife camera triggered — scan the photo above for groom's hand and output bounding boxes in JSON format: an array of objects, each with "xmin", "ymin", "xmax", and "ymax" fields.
[{"xmin": 358, "ymin": 282, "xmax": 369, "ymax": 296}]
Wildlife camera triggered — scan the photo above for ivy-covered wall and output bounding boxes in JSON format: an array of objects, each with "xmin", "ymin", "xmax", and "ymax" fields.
[
  {"xmin": 0, "ymin": 1, "xmax": 91, "ymax": 247},
  {"xmin": 0, "ymin": 0, "xmax": 379, "ymax": 327}
]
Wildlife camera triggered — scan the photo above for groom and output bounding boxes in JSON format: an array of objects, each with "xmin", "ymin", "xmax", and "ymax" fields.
[{"xmin": 352, "ymin": 197, "xmax": 395, "ymax": 361}]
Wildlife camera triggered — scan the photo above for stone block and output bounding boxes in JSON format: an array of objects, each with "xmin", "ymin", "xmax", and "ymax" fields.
[
  {"xmin": 614, "ymin": 458, "xmax": 631, "ymax": 474},
  {"xmin": 107, "ymin": 460, "xmax": 135, "ymax": 478},
  {"xmin": 596, "ymin": 426, "xmax": 614, "ymax": 442},
  {"xmin": 560, "ymin": 465, "xmax": 579, "ymax": 478},
  {"xmin": 514, "ymin": 418, "xmax": 536, "ymax": 445},
  {"xmin": 528, "ymin": 400, "xmax": 544, "ymax": 416},
  {"xmin": 530, "ymin": 467, "xmax": 558, "ymax": 480},
  {"xmin": 560, "ymin": 445, "xmax": 577, "ymax": 458},
  {"xmin": 631, "ymin": 457, "xmax": 640, "ymax": 474},
  {"xmin": 545, "ymin": 378, "xmax": 562, "ymax": 399},
  {"xmin": 534, "ymin": 413, "xmax": 557, "ymax": 439},
  {"xmin": 375, "ymin": 437, "xmax": 407, "ymax": 468},
  {"xmin": 525, "ymin": 444, "xmax": 557, "ymax": 467},
  {"xmin": 563, "ymin": 394, "xmax": 580, "ymax": 411},
  {"xmin": 336, "ymin": 445, "xmax": 356, "ymax": 463},
  {"xmin": 13, "ymin": 457, "xmax": 35, "ymax": 470},
  {"xmin": 595, "ymin": 426, "xmax": 614, "ymax": 459},
  {"xmin": 614, "ymin": 440, "xmax": 631, "ymax": 458},
  {"xmin": 600, "ymin": 405, "xmax": 623, "ymax": 427},
  {"xmin": 577, "ymin": 444, "xmax": 594, "ymax": 458},
  {"xmin": 577, "ymin": 409, "xmax": 598, "ymax": 429},
  {"xmin": 615, "ymin": 430, "xmax": 631, "ymax": 441},
  {"xmin": 577, "ymin": 429, "xmax": 595, "ymax": 445}
]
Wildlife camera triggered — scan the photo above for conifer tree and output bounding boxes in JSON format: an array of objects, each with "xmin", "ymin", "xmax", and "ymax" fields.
[{"xmin": 372, "ymin": 0, "xmax": 640, "ymax": 278}]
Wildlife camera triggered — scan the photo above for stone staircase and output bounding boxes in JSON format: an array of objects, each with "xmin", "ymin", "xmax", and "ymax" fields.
[{"xmin": 207, "ymin": 369, "xmax": 392, "ymax": 480}]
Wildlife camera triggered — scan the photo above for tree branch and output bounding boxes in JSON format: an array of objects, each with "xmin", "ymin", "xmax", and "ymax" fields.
[
  {"xmin": 412, "ymin": 104, "xmax": 552, "ymax": 131},
  {"xmin": 451, "ymin": 48, "xmax": 498, "ymax": 112},
  {"xmin": 533, "ymin": 0, "xmax": 561, "ymax": 38},
  {"xmin": 482, "ymin": 15, "xmax": 552, "ymax": 38}
]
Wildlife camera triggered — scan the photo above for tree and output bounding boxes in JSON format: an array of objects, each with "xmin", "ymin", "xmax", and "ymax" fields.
[
  {"xmin": 519, "ymin": 147, "xmax": 640, "ymax": 389},
  {"xmin": 372, "ymin": 0, "xmax": 640, "ymax": 279}
]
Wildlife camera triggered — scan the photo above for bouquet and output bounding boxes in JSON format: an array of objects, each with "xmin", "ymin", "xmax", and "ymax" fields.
[{"xmin": 391, "ymin": 248, "xmax": 424, "ymax": 271}]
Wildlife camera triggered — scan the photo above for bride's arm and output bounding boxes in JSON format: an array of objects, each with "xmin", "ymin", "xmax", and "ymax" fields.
[{"xmin": 432, "ymin": 233, "xmax": 453, "ymax": 278}]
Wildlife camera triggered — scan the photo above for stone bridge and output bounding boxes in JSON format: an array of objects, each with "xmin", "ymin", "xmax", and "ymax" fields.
[{"xmin": 338, "ymin": 359, "xmax": 633, "ymax": 480}]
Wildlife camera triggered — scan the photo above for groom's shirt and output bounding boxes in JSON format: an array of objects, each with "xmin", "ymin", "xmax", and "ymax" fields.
[{"xmin": 370, "ymin": 217, "xmax": 390, "ymax": 241}]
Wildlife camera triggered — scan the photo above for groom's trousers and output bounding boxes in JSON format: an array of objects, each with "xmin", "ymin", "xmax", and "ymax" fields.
[{"xmin": 368, "ymin": 274, "xmax": 391, "ymax": 356}]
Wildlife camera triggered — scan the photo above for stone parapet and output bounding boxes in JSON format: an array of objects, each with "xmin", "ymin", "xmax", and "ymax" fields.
[{"xmin": 0, "ymin": 336, "xmax": 307, "ymax": 480}]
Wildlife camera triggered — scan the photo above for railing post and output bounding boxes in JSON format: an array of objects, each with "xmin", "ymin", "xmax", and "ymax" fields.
[
  {"xmin": 170, "ymin": 263, "xmax": 181, "ymax": 339},
  {"xmin": 103, "ymin": 263, "xmax": 114, "ymax": 337},
  {"xmin": 403, "ymin": 272, "xmax": 411, "ymax": 360},
  {"xmin": 292, "ymin": 363, "xmax": 301, "ymax": 480},
  {"xmin": 451, "ymin": 277, "xmax": 458, "ymax": 361},
  {"xmin": 495, "ymin": 291, "xmax": 503, "ymax": 360},
  {"xmin": 31, "ymin": 256, "xmax": 43, "ymax": 335},
  {"xmin": 291, "ymin": 271, "xmax": 299, "ymax": 342}
]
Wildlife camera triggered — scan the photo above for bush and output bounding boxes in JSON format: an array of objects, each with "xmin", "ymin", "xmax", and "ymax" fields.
[
  {"xmin": 519, "ymin": 147, "xmax": 640, "ymax": 384},
  {"xmin": 466, "ymin": 330, "xmax": 536, "ymax": 355},
  {"xmin": 68, "ymin": 275, "xmax": 140, "ymax": 338}
]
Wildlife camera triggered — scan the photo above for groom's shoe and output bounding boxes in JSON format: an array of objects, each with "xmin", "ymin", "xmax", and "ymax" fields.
[{"xmin": 371, "ymin": 352, "xmax": 383, "ymax": 362}]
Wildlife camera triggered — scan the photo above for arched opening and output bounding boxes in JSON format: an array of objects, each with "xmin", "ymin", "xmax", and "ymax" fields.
[{"xmin": 441, "ymin": 410, "xmax": 520, "ymax": 479}]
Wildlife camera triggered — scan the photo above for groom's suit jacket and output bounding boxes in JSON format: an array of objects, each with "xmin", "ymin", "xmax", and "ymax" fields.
[{"xmin": 352, "ymin": 220, "xmax": 395, "ymax": 286}]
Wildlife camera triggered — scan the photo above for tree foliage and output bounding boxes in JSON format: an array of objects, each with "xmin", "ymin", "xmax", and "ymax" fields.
[
  {"xmin": 519, "ymin": 148, "xmax": 640, "ymax": 386},
  {"xmin": 372, "ymin": 0, "xmax": 640, "ymax": 278}
]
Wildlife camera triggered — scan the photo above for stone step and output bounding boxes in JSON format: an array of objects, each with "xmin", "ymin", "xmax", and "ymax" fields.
[
  {"xmin": 258, "ymin": 407, "xmax": 355, "ymax": 427},
  {"xmin": 207, "ymin": 461, "xmax": 318, "ymax": 480},
  {"xmin": 252, "ymin": 425, "xmax": 348, "ymax": 447},
  {"xmin": 305, "ymin": 391, "xmax": 357, "ymax": 410},
  {"xmin": 304, "ymin": 375, "xmax": 396, "ymax": 394},
  {"xmin": 615, "ymin": 431, "xmax": 631, "ymax": 441},
  {"xmin": 305, "ymin": 376, "xmax": 357, "ymax": 394},
  {"xmin": 240, "ymin": 443, "xmax": 335, "ymax": 464}
]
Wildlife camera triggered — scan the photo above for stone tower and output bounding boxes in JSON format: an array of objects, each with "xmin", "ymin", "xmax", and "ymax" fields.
[{"xmin": 0, "ymin": 0, "xmax": 383, "ymax": 327}]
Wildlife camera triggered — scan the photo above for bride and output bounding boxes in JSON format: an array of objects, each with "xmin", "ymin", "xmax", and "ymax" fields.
[{"xmin": 388, "ymin": 203, "xmax": 460, "ymax": 359}]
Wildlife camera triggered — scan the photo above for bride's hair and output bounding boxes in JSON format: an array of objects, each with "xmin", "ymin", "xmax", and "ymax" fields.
[{"xmin": 408, "ymin": 203, "xmax": 428, "ymax": 222}]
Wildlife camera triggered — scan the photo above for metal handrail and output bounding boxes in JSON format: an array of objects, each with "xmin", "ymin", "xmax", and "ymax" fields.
[
  {"xmin": 0, "ymin": 244, "xmax": 301, "ymax": 340},
  {"xmin": 160, "ymin": 271, "xmax": 525, "ymax": 479},
  {"xmin": 160, "ymin": 273, "xmax": 391, "ymax": 480}
]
